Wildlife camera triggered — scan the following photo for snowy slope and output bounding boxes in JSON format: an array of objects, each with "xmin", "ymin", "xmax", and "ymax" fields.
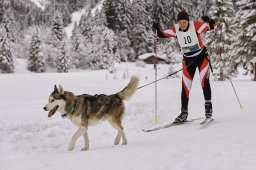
[
  {"xmin": 64, "ymin": 8, "xmax": 86, "ymax": 39},
  {"xmin": 29, "ymin": 0, "xmax": 47, "ymax": 10},
  {"xmin": 0, "ymin": 62, "xmax": 256, "ymax": 170},
  {"xmin": 64, "ymin": 1, "xmax": 104, "ymax": 39}
]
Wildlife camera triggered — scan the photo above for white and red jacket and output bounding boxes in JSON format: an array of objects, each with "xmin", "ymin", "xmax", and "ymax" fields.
[{"xmin": 161, "ymin": 21, "xmax": 217, "ymax": 57}]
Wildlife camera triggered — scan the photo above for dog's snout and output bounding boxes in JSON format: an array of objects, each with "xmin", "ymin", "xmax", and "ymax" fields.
[{"xmin": 43, "ymin": 107, "xmax": 47, "ymax": 111}]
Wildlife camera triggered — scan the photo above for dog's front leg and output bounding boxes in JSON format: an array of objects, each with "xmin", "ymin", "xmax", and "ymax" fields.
[{"xmin": 68, "ymin": 126, "xmax": 87, "ymax": 151}]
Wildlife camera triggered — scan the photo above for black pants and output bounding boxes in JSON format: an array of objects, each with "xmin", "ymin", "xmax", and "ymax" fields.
[{"xmin": 181, "ymin": 48, "xmax": 212, "ymax": 109}]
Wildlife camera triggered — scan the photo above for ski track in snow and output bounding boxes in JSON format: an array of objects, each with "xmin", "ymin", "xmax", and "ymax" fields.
[{"xmin": 1, "ymin": 62, "xmax": 256, "ymax": 170}]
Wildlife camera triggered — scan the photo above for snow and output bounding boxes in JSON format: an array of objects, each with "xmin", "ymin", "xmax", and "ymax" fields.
[
  {"xmin": 138, "ymin": 53, "xmax": 166, "ymax": 60},
  {"xmin": 13, "ymin": 58, "xmax": 30, "ymax": 74},
  {"xmin": 64, "ymin": 1, "xmax": 104, "ymax": 39},
  {"xmin": 29, "ymin": 0, "xmax": 47, "ymax": 10},
  {"xmin": 64, "ymin": 8, "xmax": 86, "ymax": 39},
  {"xmin": 91, "ymin": 0, "xmax": 104, "ymax": 17},
  {"xmin": 250, "ymin": 57, "xmax": 256, "ymax": 63},
  {"xmin": 1, "ymin": 60, "xmax": 256, "ymax": 170}
]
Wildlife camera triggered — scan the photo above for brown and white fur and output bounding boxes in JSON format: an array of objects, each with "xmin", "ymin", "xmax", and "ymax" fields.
[{"xmin": 43, "ymin": 75, "xmax": 139, "ymax": 151}]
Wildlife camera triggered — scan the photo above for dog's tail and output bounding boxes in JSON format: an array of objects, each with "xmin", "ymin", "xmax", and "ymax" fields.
[{"xmin": 117, "ymin": 75, "xmax": 139, "ymax": 100}]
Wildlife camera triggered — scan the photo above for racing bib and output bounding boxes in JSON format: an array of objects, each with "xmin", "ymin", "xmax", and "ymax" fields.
[{"xmin": 175, "ymin": 21, "xmax": 201, "ymax": 53}]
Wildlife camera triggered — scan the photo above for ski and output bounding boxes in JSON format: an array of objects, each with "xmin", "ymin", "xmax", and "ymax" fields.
[
  {"xmin": 200, "ymin": 117, "xmax": 214, "ymax": 125},
  {"xmin": 142, "ymin": 117, "xmax": 203, "ymax": 132}
]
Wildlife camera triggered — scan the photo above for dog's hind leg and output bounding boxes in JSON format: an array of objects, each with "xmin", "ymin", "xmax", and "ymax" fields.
[
  {"xmin": 121, "ymin": 130, "xmax": 127, "ymax": 145},
  {"xmin": 68, "ymin": 126, "xmax": 87, "ymax": 151},
  {"xmin": 109, "ymin": 119, "xmax": 127, "ymax": 145},
  {"xmin": 81, "ymin": 131, "xmax": 89, "ymax": 151}
]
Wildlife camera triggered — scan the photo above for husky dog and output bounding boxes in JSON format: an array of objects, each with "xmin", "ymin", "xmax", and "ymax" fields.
[{"xmin": 43, "ymin": 75, "xmax": 139, "ymax": 151}]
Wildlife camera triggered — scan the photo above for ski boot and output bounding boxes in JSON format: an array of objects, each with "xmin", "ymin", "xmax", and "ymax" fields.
[
  {"xmin": 205, "ymin": 101, "xmax": 213, "ymax": 118},
  {"xmin": 174, "ymin": 108, "xmax": 188, "ymax": 124}
]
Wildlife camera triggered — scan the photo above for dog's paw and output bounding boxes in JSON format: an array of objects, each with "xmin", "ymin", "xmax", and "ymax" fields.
[
  {"xmin": 81, "ymin": 144, "xmax": 89, "ymax": 151},
  {"xmin": 114, "ymin": 140, "xmax": 120, "ymax": 145},
  {"xmin": 122, "ymin": 141, "xmax": 128, "ymax": 145},
  {"xmin": 68, "ymin": 144, "xmax": 75, "ymax": 151},
  {"xmin": 81, "ymin": 147, "xmax": 89, "ymax": 151}
]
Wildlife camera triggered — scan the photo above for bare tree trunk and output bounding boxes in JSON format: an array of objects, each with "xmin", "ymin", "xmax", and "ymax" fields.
[
  {"xmin": 254, "ymin": 63, "xmax": 256, "ymax": 81},
  {"xmin": 220, "ymin": 67, "xmax": 224, "ymax": 81}
]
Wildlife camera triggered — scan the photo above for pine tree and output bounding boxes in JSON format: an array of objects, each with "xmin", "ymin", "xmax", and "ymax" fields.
[
  {"xmin": 75, "ymin": 11, "xmax": 94, "ymax": 69},
  {"xmin": 27, "ymin": 28, "xmax": 46, "ymax": 73},
  {"xmin": 0, "ymin": 0, "xmax": 4, "ymax": 23},
  {"xmin": 129, "ymin": 0, "xmax": 154, "ymax": 57},
  {"xmin": 94, "ymin": 7, "xmax": 133, "ymax": 62},
  {"xmin": 180, "ymin": 0, "xmax": 207, "ymax": 20},
  {"xmin": 80, "ymin": 8, "xmax": 119, "ymax": 69},
  {"xmin": 193, "ymin": 0, "xmax": 209, "ymax": 20},
  {"xmin": 116, "ymin": 0, "xmax": 133, "ymax": 31},
  {"xmin": 131, "ymin": 24, "xmax": 154, "ymax": 57},
  {"xmin": 0, "ymin": 27, "xmax": 14, "ymax": 73},
  {"xmin": 205, "ymin": 0, "xmax": 237, "ymax": 81},
  {"xmin": 68, "ymin": 0, "xmax": 85, "ymax": 13},
  {"xmin": 79, "ymin": 11, "xmax": 93, "ymax": 39},
  {"xmin": 57, "ymin": 43, "xmax": 70, "ymax": 73},
  {"xmin": 103, "ymin": 0, "xmax": 133, "ymax": 32},
  {"xmin": 116, "ymin": 30, "xmax": 135, "ymax": 62},
  {"xmin": 52, "ymin": 11, "xmax": 64, "ymax": 42},
  {"xmin": 151, "ymin": 0, "xmax": 169, "ymax": 27},
  {"xmin": 94, "ymin": 8, "xmax": 107, "ymax": 28},
  {"xmin": 180, "ymin": 0, "xmax": 193, "ymax": 15},
  {"xmin": 233, "ymin": 0, "xmax": 256, "ymax": 78},
  {"xmin": 232, "ymin": 0, "xmax": 238, "ymax": 11},
  {"xmin": 87, "ymin": 25, "xmax": 118, "ymax": 70},
  {"xmin": 40, "ymin": 25, "xmax": 59, "ymax": 68},
  {"xmin": 70, "ymin": 22, "xmax": 83, "ymax": 52},
  {"xmin": 45, "ymin": 11, "xmax": 66, "ymax": 68},
  {"xmin": 70, "ymin": 21, "xmax": 87, "ymax": 68},
  {"xmin": 205, "ymin": 0, "xmax": 212, "ymax": 13},
  {"xmin": 2, "ymin": 9, "xmax": 17, "ymax": 43},
  {"xmin": 167, "ymin": 0, "xmax": 182, "ymax": 26}
]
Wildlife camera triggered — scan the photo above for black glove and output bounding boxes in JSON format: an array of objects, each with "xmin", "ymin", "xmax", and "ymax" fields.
[
  {"xmin": 201, "ymin": 16, "xmax": 215, "ymax": 30},
  {"xmin": 152, "ymin": 22, "xmax": 160, "ymax": 31},
  {"xmin": 201, "ymin": 16, "xmax": 210, "ymax": 22},
  {"xmin": 152, "ymin": 22, "xmax": 166, "ymax": 38}
]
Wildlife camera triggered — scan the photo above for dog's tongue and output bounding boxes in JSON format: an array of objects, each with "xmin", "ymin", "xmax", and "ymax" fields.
[
  {"xmin": 48, "ymin": 109, "xmax": 55, "ymax": 118},
  {"xmin": 48, "ymin": 106, "xmax": 58, "ymax": 118}
]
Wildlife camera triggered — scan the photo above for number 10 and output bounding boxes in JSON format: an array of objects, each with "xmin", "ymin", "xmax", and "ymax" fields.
[{"xmin": 184, "ymin": 36, "xmax": 191, "ymax": 44}]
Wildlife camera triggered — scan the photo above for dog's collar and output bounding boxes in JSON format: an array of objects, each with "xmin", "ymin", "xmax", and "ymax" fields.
[
  {"xmin": 61, "ymin": 107, "xmax": 73, "ymax": 119},
  {"xmin": 61, "ymin": 99, "xmax": 76, "ymax": 119},
  {"xmin": 61, "ymin": 113, "xmax": 68, "ymax": 119},
  {"xmin": 61, "ymin": 108, "xmax": 74, "ymax": 119}
]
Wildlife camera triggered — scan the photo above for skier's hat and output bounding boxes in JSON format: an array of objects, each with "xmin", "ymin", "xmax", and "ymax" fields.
[{"xmin": 177, "ymin": 10, "xmax": 189, "ymax": 21}]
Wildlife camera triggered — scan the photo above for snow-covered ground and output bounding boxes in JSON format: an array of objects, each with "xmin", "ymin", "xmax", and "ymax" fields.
[{"xmin": 1, "ymin": 61, "xmax": 256, "ymax": 170}]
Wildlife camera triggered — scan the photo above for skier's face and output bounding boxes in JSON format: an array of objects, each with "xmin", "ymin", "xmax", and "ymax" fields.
[{"xmin": 178, "ymin": 20, "xmax": 189, "ymax": 31}]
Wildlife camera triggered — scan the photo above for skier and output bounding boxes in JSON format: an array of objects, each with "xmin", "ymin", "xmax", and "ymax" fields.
[{"xmin": 152, "ymin": 10, "xmax": 217, "ymax": 123}]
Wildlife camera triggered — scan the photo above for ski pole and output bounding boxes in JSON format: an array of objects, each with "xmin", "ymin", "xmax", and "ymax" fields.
[
  {"xmin": 218, "ymin": 47, "xmax": 243, "ymax": 109},
  {"xmin": 154, "ymin": 31, "xmax": 158, "ymax": 123},
  {"xmin": 137, "ymin": 60, "xmax": 195, "ymax": 90},
  {"xmin": 227, "ymin": 77, "xmax": 243, "ymax": 109}
]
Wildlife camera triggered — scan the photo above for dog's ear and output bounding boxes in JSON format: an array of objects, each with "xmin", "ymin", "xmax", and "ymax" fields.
[
  {"xmin": 58, "ymin": 85, "xmax": 64, "ymax": 95},
  {"xmin": 54, "ymin": 85, "xmax": 58, "ymax": 91}
]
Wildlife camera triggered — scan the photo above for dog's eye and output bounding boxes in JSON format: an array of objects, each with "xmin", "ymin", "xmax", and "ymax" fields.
[{"xmin": 51, "ymin": 99, "xmax": 55, "ymax": 102}]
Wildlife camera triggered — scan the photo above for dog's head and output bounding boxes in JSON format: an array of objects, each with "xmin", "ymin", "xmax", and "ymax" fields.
[{"xmin": 43, "ymin": 85, "xmax": 66, "ymax": 118}]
